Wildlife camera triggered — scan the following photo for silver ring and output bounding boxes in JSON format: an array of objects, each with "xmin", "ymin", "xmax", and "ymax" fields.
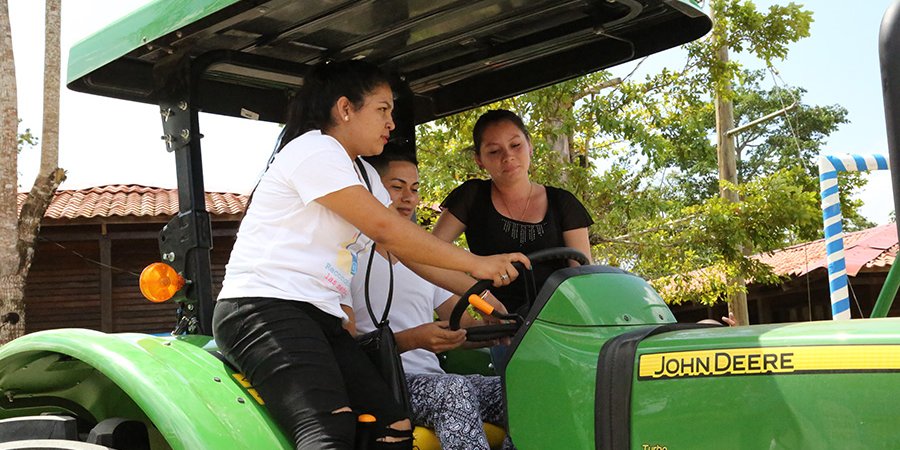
[{"xmin": 500, "ymin": 274, "xmax": 509, "ymax": 280}]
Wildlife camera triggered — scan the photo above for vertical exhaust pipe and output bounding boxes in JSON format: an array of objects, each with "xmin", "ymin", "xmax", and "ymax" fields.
[
  {"xmin": 880, "ymin": 0, "xmax": 900, "ymax": 243},
  {"xmin": 875, "ymin": 1, "xmax": 900, "ymax": 317}
]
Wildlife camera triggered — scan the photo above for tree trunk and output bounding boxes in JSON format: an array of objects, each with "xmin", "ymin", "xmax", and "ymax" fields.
[
  {"xmin": 0, "ymin": 0, "xmax": 16, "ymax": 248},
  {"xmin": 0, "ymin": 0, "xmax": 22, "ymax": 344},
  {"xmin": 40, "ymin": 0, "xmax": 60, "ymax": 176},
  {"xmin": 0, "ymin": 1, "xmax": 66, "ymax": 344},
  {"xmin": 547, "ymin": 117, "xmax": 572, "ymax": 164},
  {"xmin": 0, "ymin": 275, "xmax": 24, "ymax": 343},
  {"xmin": 21, "ymin": 0, "xmax": 66, "ymax": 277}
]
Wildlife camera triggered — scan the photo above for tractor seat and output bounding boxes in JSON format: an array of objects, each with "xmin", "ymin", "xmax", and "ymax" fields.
[{"xmin": 413, "ymin": 423, "xmax": 507, "ymax": 450}]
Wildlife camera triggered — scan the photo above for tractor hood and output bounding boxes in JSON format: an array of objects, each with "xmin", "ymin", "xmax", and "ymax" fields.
[{"xmin": 66, "ymin": 0, "xmax": 711, "ymax": 125}]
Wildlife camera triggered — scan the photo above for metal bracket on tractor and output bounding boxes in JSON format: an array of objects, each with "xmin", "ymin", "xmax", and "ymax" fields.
[{"xmin": 154, "ymin": 53, "xmax": 215, "ymax": 335}]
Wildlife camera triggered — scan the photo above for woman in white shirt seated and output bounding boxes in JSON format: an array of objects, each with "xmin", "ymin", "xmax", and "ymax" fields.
[
  {"xmin": 348, "ymin": 153, "xmax": 515, "ymax": 450},
  {"xmin": 214, "ymin": 61, "xmax": 528, "ymax": 450}
]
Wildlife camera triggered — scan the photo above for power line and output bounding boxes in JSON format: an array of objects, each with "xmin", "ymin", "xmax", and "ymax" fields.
[{"xmin": 37, "ymin": 236, "xmax": 140, "ymax": 277}]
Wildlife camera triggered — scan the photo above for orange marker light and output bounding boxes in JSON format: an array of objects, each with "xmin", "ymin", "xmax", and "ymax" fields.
[
  {"xmin": 139, "ymin": 262, "xmax": 185, "ymax": 303},
  {"xmin": 468, "ymin": 294, "xmax": 495, "ymax": 316}
]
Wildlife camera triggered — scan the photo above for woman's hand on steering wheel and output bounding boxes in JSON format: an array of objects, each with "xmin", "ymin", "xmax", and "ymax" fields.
[
  {"xmin": 449, "ymin": 247, "xmax": 590, "ymax": 342},
  {"xmin": 469, "ymin": 252, "xmax": 531, "ymax": 287}
]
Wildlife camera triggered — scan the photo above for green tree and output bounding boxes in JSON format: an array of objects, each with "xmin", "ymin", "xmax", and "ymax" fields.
[{"xmin": 416, "ymin": 1, "xmax": 859, "ymax": 308}]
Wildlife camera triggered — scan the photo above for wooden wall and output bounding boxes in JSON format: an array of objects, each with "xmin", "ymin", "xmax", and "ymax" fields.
[
  {"xmin": 670, "ymin": 268, "xmax": 900, "ymax": 324},
  {"xmin": 25, "ymin": 238, "xmax": 103, "ymax": 331},
  {"xmin": 25, "ymin": 221, "xmax": 238, "ymax": 335},
  {"xmin": 27, "ymin": 219, "xmax": 896, "ymax": 331}
]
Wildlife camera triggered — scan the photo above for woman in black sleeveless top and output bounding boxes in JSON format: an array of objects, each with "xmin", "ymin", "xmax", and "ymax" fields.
[{"xmin": 433, "ymin": 109, "xmax": 593, "ymax": 315}]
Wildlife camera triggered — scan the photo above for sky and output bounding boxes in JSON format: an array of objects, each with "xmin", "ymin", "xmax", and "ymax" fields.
[{"xmin": 10, "ymin": 0, "xmax": 898, "ymax": 225}]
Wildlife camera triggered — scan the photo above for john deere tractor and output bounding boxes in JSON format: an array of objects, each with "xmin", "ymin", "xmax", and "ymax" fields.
[{"xmin": 0, "ymin": 1, "xmax": 899, "ymax": 449}]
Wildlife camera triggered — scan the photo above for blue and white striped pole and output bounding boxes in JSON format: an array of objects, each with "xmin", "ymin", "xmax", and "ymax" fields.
[{"xmin": 818, "ymin": 153, "xmax": 890, "ymax": 320}]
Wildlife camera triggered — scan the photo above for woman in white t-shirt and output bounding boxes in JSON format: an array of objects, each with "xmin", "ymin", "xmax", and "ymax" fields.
[
  {"xmin": 347, "ymin": 154, "xmax": 515, "ymax": 450},
  {"xmin": 213, "ymin": 61, "xmax": 529, "ymax": 450}
]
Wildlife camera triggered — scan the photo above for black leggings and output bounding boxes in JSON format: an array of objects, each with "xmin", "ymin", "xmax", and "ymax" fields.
[{"xmin": 213, "ymin": 297, "xmax": 411, "ymax": 450}]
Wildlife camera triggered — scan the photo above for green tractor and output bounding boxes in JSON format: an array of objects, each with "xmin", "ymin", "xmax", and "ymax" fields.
[{"xmin": 0, "ymin": 0, "xmax": 899, "ymax": 448}]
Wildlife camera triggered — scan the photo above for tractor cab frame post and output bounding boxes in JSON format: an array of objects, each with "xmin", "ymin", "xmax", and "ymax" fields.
[
  {"xmin": 154, "ymin": 53, "xmax": 215, "ymax": 335},
  {"xmin": 151, "ymin": 50, "xmax": 311, "ymax": 335}
]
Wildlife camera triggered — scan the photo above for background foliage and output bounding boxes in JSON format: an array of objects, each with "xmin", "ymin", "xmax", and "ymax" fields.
[{"xmin": 415, "ymin": 0, "xmax": 873, "ymax": 305}]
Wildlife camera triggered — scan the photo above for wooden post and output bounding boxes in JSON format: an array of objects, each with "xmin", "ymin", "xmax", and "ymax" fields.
[
  {"xmin": 99, "ymin": 224, "xmax": 112, "ymax": 332},
  {"xmin": 712, "ymin": 3, "xmax": 750, "ymax": 326}
]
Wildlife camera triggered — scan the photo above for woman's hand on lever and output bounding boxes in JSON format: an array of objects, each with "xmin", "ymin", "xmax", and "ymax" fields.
[
  {"xmin": 460, "ymin": 290, "xmax": 512, "ymax": 348},
  {"xmin": 470, "ymin": 253, "xmax": 530, "ymax": 287},
  {"xmin": 396, "ymin": 321, "xmax": 467, "ymax": 353}
]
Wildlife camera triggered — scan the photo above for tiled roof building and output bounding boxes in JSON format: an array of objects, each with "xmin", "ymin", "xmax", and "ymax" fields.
[
  {"xmin": 669, "ymin": 224, "xmax": 899, "ymax": 323},
  {"xmin": 24, "ymin": 185, "xmax": 245, "ymax": 335},
  {"xmin": 22, "ymin": 185, "xmax": 900, "ymax": 330},
  {"xmin": 19, "ymin": 184, "xmax": 247, "ymax": 222},
  {"xmin": 755, "ymin": 223, "xmax": 896, "ymax": 278}
]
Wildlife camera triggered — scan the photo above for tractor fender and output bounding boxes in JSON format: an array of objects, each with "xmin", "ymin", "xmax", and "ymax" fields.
[{"xmin": 0, "ymin": 329, "xmax": 290, "ymax": 450}]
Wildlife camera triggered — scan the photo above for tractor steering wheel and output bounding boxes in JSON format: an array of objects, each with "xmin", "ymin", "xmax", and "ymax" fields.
[{"xmin": 448, "ymin": 247, "xmax": 590, "ymax": 341}]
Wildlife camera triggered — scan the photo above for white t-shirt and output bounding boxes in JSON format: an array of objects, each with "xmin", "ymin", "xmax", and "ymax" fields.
[
  {"xmin": 218, "ymin": 130, "xmax": 390, "ymax": 321},
  {"xmin": 346, "ymin": 250, "xmax": 452, "ymax": 375}
]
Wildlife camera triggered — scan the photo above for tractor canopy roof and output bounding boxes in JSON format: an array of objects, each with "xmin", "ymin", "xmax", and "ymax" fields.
[{"xmin": 66, "ymin": 0, "xmax": 711, "ymax": 125}]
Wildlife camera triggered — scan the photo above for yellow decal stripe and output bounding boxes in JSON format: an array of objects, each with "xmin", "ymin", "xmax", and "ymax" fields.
[
  {"xmin": 232, "ymin": 373, "xmax": 265, "ymax": 405},
  {"xmin": 247, "ymin": 388, "xmax": 265, "ymax": 405},
  {"xmin": 232, "ymin": 373, "xmax": 252, "ymax": 387},
  {"xmin": 638, "ymin": 345, "xmax": 900, "ymax": 380}
]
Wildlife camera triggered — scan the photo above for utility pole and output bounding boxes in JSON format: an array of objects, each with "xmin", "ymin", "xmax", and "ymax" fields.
[{"xmin": 712, "ymin": 3, "xmax": 750, "ymax": 326}]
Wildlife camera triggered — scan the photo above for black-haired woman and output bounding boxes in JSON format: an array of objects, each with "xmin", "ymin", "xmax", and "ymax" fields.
[
  {"xmin": 213, "ymin": 62, "xmax": 529, "ymax": 450},
  {"xmin": 433, "ymin": 109, "xmax": 594, "ymax": 316}
]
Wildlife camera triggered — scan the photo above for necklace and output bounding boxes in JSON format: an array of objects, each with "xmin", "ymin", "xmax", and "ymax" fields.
[{"xmin": 495, "ymin": 182, "xmax": 534, "ymax": 221}]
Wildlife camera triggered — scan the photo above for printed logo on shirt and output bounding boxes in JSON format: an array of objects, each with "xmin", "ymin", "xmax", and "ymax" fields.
[
  {"xmin": 326, "ymin": 232, "xmax": 372, "ymax": 295},
  {"xmin": 336, "ymin": 232, "xmax": 371, "ymax": 276},
  {"xmin": 323, "ymin": 262, "xmax": 351, "ymax": 296}
]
